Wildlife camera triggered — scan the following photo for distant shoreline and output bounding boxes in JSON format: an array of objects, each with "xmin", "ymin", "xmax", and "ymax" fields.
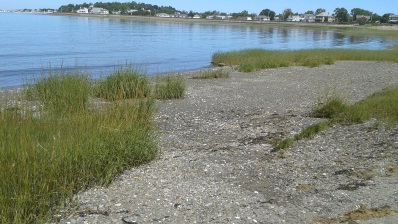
[{"xmin": 49, "ymin": 12, "xmax": 398, "ymax": 30}]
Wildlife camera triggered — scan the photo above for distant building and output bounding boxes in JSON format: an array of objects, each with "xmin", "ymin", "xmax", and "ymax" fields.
[
  {"xmin": 236, "ymin": 16, "xmax": 252, "ymax": 21},
  {"xmin": 303, "ymin": 14, "xmax": 315, "ymax": 22},
  {"xmin": 286, "ymin": 15, "xmax": 302, "ymax": 22},
  {"xmin": 206, "ymin": 15, "xmax": 230, "ymax": 20},
  {"xmin": 77, "ymin": 7, "xmax": 89, "ymax": 14},
  {"xmin": 174, "ymin": 13, "xmax": 188, "ymax": 18},
  {"xmin": 155, "ymin": 13, "xmax": 170, "ymax": 18},
  {"xmin": 192, "ymin": 14, "xmax": 201, "ymax": 19},
  {"xmin": 389, "ymin": 14, "xmax": 398, "ymax": 24},
  {"xmin": 315, "ymin": 12, "xmax": 334, "ymax": 22},
  {"xmin": 91, "ymin": 7, "xmax": 109, "ymax": 15},
  {"xmin": 356, "ymin": 15, "xmax": 371, "ymax": 21},
  {"xmin": 255, "ymin": 15, "xmax": 270, "ymax": 21}
]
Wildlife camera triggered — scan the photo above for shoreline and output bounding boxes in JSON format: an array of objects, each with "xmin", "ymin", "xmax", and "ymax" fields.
[
  {"xmin": 58, "ymin": 61, "xmax": 398, "ymax": 223},
  {"xmin": 49, "ymin": 12, "xmax": 398, "ymax": 30}
]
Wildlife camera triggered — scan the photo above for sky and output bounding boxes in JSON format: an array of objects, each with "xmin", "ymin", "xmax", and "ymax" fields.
[{"xmin": 0, "ymin": 0, "xmax": 397, "ymax": 15}]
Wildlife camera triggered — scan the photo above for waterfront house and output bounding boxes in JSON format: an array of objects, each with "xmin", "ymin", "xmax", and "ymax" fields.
[
  {"xmin": 77, "ymin": 7, "xmax": 89, "ymax": 14},
  {"xmin": 155, "ymin": 13, "xmax": 170, "ymax": 18},
  {"xmin": 303, "ymin": 14, "xmax": 315, "ymax": 22},
  {"xmin": 174, "ymin": 13, "xmax": 188, "ymax": 18},
  {"xmin": 255, "ymin": 15, "xmax": 270, "ymax": 21},
  {"xmin": 286, "ymin": 15, "xmax": 302, "ymax": 22},
  {"xmin": 193, "ymin": 14, "xmax": 201, "ymax": 19},
  {"xmin": 91, "ymin": 7, "xmax": 109, "ymax": 15},
  {"xmin": 315, "ymin": 12, "xmax": 334, "ymax": 22},
  {"xmin": 236, "ymin": 16, "xmax": 253, "ymax": 21},
  {"xmin": 389, "ymin": 14, "xmax": 398, "ymax": 24},
  {"xmin": 356, "ymin": 15, "xmax": 371, "ymax": 21},
  {"xmin": 206, "ymin": 15, "xmax": 229, "ymax": 20}
]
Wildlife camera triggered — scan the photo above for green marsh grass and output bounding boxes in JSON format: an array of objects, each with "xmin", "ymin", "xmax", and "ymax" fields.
[
  {"xmin": 192, "ymin": 69, "xmax": 230, "ymax": 79},
  {"xmin": 1, "ymin": 72, "xmax": 157, "ymax": 223},
  {"xmin": 212, "ymin": 47, "xmax": 398, "ymax": 72},
  {"xmin": 95, "ymin": 67, "xmax": 150, "ymax": 101},
  {"xmin": 153, "ymin": 75, "xmax": 185, "ymax": 100},
  {"xmin": 274, "ymin": 87, "xmax": 398, "ymax": 151}
]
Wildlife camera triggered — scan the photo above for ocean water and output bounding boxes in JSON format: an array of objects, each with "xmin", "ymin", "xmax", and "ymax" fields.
[{"xmin": 0, "ymin": 13, "xmax": 396, "ymax": 88}]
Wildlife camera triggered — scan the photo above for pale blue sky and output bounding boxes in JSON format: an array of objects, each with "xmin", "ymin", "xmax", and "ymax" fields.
[{"xmin": 1, "ymin": 0, "xmax": 396, "ymax": 15}]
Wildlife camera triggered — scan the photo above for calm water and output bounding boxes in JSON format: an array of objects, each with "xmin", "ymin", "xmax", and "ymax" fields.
[{"xmin": 0, "ymin": 13, "xmax": 396, "ymax": 88}]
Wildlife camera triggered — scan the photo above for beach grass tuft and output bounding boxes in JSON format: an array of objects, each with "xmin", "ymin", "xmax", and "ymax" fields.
[
  {"xmin": 95, "ymin": 67, "xmax": 150, "ymax": 101},
  {"xmin": 153, "ymin": 75, "xmax": 186, "ymax": 100},
  {"xmin": 192, "ymin": 69, "xmax": 230, "ymax": 79}
]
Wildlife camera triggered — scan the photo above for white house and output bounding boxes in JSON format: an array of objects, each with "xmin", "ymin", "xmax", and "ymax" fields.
[
  {"xmin": 77, "ymin": 7, "xmax": 89, "ymax": 14},
  {"xmin": 389, "ymin": 14, "xmax": 398, "ymax": 24},
  {"xmin": 286, "ymin": 15, "xmax": 302, "ymax": 22},
  {"xmin": 315, "ymin": 12, "xmax": 334, "ymax": 22},
  {"xmin": 192, "ymin": 14, "xmax": 201, "ymax": 19},
  {"xmin": 255, "ymin": 15, "xmax": 270, "ymax": 21},
  {"xmin": 155, "ymin": 13, "xmax": 170, "ymax": 18},
  {"xmin": 303, "ymin": 14, "xmax": 315, "ymax": 22},
  {"xmin": 91, "ymin": 7, "xmax": 109, "ymax": 15}
]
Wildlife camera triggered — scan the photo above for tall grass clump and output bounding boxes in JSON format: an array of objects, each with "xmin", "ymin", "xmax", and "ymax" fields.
[
  {"xmin": 0, "ymin": 71, "xmax": 157, "ymax": 223},
  {"xmin": 25, "ymin": 71, "xmax": 91, "ymax": 115},
  {"xmin": 192, "ymin": 69, "xmax": 230, "ymax": 79},
  {"xmin": 96, "ymin": 67, "xmax": 150, "ymax": 101},
  {"xmin": 311, "ymin": 95, "xmax": 349, "ymax": 119},
  {"xmin": 153, "ymin": 75, "xmax": 185, "ymax": 100},
  {"xmin": 212, "ymin": 47, "xmax": 398, "ymax": 72}
]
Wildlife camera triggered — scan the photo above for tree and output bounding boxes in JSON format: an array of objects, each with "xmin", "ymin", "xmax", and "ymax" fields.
[
  {"xmin": 334, "ymin": 7, "xmax": 349, "ymax": 23},
  {"xmin": 351, "ymin": 8, "xmax": 372, "ymax": 21},
  {"xmin": 315, "ymin": 8, "xmax": 325, "ymax": 15},
  {"xmin": 305, "ymin": 10, "xmax": 314, "ymax": 15},
  {"xmin": 259, "ymin": 8, "xmax": 275, "ymax": 20},
  {"xmin": 282, "ymin": 8, "xmax": 293, "ymax": 20},
  {"xmin": 380, "ymin": 13, "xmax": 392, "ymax": 23}
]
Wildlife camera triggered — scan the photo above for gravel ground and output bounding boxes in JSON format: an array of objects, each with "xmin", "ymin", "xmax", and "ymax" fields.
[{"xmin": 58, "ymin": 61, "xmax": 398, "ymax": 224}]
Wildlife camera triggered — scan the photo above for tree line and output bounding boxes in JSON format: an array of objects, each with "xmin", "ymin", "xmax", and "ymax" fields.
[{"xmin": 58, "ymin": 2, "xmax": 395, "ymax": 23}]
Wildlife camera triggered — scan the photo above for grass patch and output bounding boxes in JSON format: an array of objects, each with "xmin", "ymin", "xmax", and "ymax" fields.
[
  {"xmin": 313, "ymin": 204, "xmax": 398, "ymax": 224},
  {"xmin": 192, "ymin": 69, "xmax": 230, "ymax": 79},
  {"xmin": 212, "ymin": 47, "xmax": 398, "ymax": 72},
  {"xmin": 95, "ymin": 67, "xmax": 150, "ymax": 101},
  {"xmin": 153, "ymin": 75, "xmax": 186, "ymax": 100},
  {"xmin": 25, "ymin": 71, "xmax": 91, "ymax": 115},
  {"xmin": 1, "ymin": 71, "xmax": 158, "ymax": 223},
  {"xmin": 273, "ymin": 87, "xmax": 398, "ymax": 151}
]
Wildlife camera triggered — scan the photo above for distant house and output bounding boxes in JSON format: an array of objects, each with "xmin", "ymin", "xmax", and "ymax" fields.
[
  {"xmin": 77, "ymin": 7, "xmax": 89, "ymax": 14},
  {"xmin": 206, "ymin": 15, "xmax": 229, "ymax": 20},
  {"xmin": 255, "ymin": 15, "xmax": 270, "ymax": 21},
  {"xmin": 356, "ymin": 15, "xmax": 371, "ymax": 21},
  {"xmin": 303, "ymin": 14, "xmax": 315, "ymax": 22},
  {"xmin": 192, "ymin": 14, "xmax": 201, "ymax": 19},
  {"xmin": 236, "ymin": 16, "xmax": 252, "ymax": 21},
  {"xmin": 127, "ymin": 9, "xmax": 138, "ymax": 15},
  {"xmin": 389, "ymin": 14, "xmax": 398, "ymax": 24},
  {"xmin": 91, "ymin": 7, "xmax": 109, "ymax": 15},
  {"xmin": 155, "ymin": 13, "xmax": 170, "ymax": 18},
  {"xmin": 174, "ymin": 13, "xmax": 188, "ymax": 18},
  {"xmin": 286, "ymin": 15, "xmax": 302, "ymax": 22},
  {"xmin": 315, "ymin": 12, "xmax": 334, "ymax": 22}
]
